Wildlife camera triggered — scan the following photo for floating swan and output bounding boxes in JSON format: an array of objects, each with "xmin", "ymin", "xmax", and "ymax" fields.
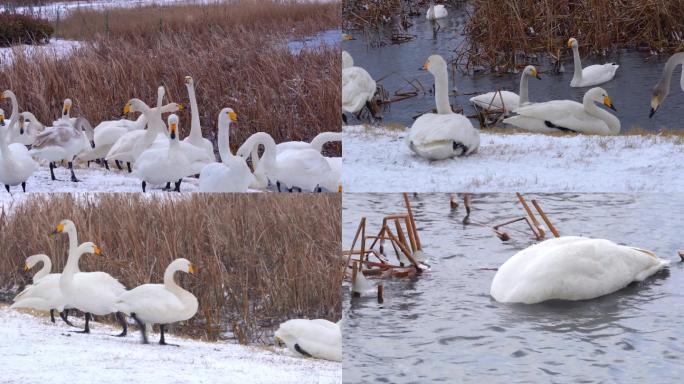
[
  {"xmin": 11, "ymin": 254, "xmax": 73, "ymax": 325},
  {"xmin": 134, "ymin": 114, "xmax": 193, "ymax": 192},
  {"xmin": 57, "ymin": 234, "xmax": 128, "ymax": 335},
  {"xmin": 503, "ymin": 87, "xmax": 620, "ymax": 135},
  {"xmin": 469, "ymin": 65, "xmax": 541, "ymax": 114},
  {"xmin": 568, "ymin": 38, "xmax": 619, "ymax": 87},
  {"xmin": 649, "ymin": 52, "xmax": 684, "ymax": 117},
  {"xmin": 115, "ymin": 258, "xmax": 198, "ymax": 345},
  {"xmin": 426, "ymin": 1, "xmax": 447, "ymax": 20},
  {"xmin": 275, "ymin": 319, "xmax": 342, "ymax": 362},
  {"xmin": 29, "ymin": 99, "xmax": 94, "ymax": 182},
  {"xmin": 490, "ymin": 236, "xmax": 670, "ymax": 304},
  {"xmin": 199, "ymin": 108, "xmax": 254, "ymax": 193},
  {"xmin": 236, "ymin": 132, "xmax": 336, "ymax": 192},
  {"xmin": 407, "ymin": 54, "xmax": 480, "ymax": 160},
  {"xmin": 0, "ymin": 112, "xmax": 38, "ymax": 192},
  {"xmin": 182, "ymin": 76, "xmax": 215, "ymax": 164},
  {"xmin": 342, "ymin": 51, "xmax": 376, "ymax": 118}
]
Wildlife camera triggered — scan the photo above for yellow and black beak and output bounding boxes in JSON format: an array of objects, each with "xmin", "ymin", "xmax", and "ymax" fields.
[
  {"xmin": 420, "ymin": 61, "xmax": 429, "ymax": 71},
  {"xmin": 188, "ymin": 264, "xmax": 195, "ymax": 274},
  {"xmin": 170, "ymin": 122, "xmax": 177, "ymax": 139},
  {"xmin": 23, "ymin": 263, "xmax": 29, "ymax": 272},
  {"xmin": 567, "ymin": 39, "xmax": 573, "ymax": 48},
  {"xmin": 0, "ymin": 114, "xmax": 4, "ymax": 126},
  {"xmin": 123, "ymin": 103, "xmax": 131, "ymax": 115},
  {"xmin": 177, "ymin": 103, "xmax": 185, "ymax": 111},
  {"xmin": 94, "ymin": 245, "xmax": 102, "ymax": 256},
  {"xmin": 63, "ymin": 104, "xmax": 70, "ymax": 116},
  {"xmin": 532, "ymin": 68, "xmax": 541, "ymax": 80},
  {"xmin": 50, "ymin": 223, "xmax": 65, "ymax": 236},
  {"xmin": 228, "ymin": 111, "xmax": 238, "ymax": 122},
  {"xmin": 603, "ymin": 95, "xmax": 616, "ymax": 111}
]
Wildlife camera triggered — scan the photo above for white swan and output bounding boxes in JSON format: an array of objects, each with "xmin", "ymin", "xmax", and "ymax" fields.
[
  {"xmin": 236, "ymin": 132, "xmax": 336, "ymax": 192},
  {"xmin": 0, "ymin": 112, "xmax": 38, "ymax": 192},
  {"xmin": 342, "ymin": 51, "xmax": 376, "ymax": 116},
  {"xmin": 503, "ymin": 87, "xmax": 620, "ymax": 135},
  {"xmin": 568, "ymin": 38, "xmax": 619, "ymax": 87},
  {"xmin": 134, "ymin": 114, "xmax": 193, "ymax": 192},
  {"xmin": 29, "ymin": 99, "xmax": 93, "ymax": 182},
  {"xmin": 182, "ymin": 76, "xmax": 215, "ymax": 162},
  {"xmin": 199, "ymin": 108, "xmax": 254, "ymax": 192},
  {"xmin": 490, "ymin": 236, "xmax": 670, "ymax": 304},
  {"xmin": 274, "ymin": 131, "xmax": 342, "ymax": 191},
  {"xmin": 407, "ymin": 54, "xmax": 480, "ymax": 160},
  {"xmin": 58, "ymin": 238, "xmax": 128, "ymax": 335},
  {"xmin": 2, "ymin": 90, "xmax": 22, "ymax": 145},
  {"xmin": 275, "ymin": 319, "xmax": 342, "ymax": 362},
  {"xmin": 469, "ymin": 65, "xmax": 541, "ymax": 114},
  {"xmin": 115, "ymin": 258, "xmax": 198, "ymax": 345},
  {"xmin": 649, "ymin": 52, "xmax": 684, "ymax": 117},
  {"xmin": 426, "ymin": 1, "xmax": 447, "ymax": 20}
]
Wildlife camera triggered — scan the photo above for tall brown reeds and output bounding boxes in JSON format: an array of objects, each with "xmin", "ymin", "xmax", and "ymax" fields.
[{"xmin": 0, "ymin": 193, "xmax": 343, "ymax": 344}]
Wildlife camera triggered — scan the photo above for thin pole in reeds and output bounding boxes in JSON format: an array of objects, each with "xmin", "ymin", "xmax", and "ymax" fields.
[
  {"xmin": 532, "ymin": 200, "xmax": 560, "ymax": 238},
  {"xmin": 517, "ymin": 192, "xmax": 545, "ymax": 240},
  {"xmin": 377, "ymin": 284, "xmax": 384, "ymax": 303},
  {"xmin": 403, "ymin": 193, "xmax": 421, "ymax": 251}
]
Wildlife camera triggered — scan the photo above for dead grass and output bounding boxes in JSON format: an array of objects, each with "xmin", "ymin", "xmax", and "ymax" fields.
[{"xmin": 0, "ymin": 193, "xmax": 343, "ymax": 344}]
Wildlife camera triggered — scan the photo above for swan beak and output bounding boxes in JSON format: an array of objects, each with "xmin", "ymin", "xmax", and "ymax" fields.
[
  {"xmin": 649, "ymin": 98, "xmax": 659, "ymax": 118},
  {"xmin": 228, "ymin": 111, "xmax": 238, "ymax": 122},
  {"xmin": 649, "ymin": 107, "xmax": 657, "ymax": 118},
  {"xmin": 170, "ymin": 123, "xmax": 177, "ymax": 139},
  {"xmin": 603, "ymin": 96, "xmax": 616, "ymax": 111},
  {"xmin": 50, "ymin": 223, "xmax": 65, "ymax": 236},
  {"xmin": 421, "ymin": 61, "xmax": 429, "ymax": 71},
  {"xmin": 188, "ymin": 264, "xmax": 195, "ymax": 274},
  {"xmin": 94, "ymin": 246, "xmax": 102, "ymax": 256},
  {"xmin": 533, "ymin": 69, "xmax": 541, "ymax": 80},
  {"xmin": 23, "ymin": 263, "xmax": 29, "ymax": 272},
  {"xmin": 0, "ymin": 115, "xmax": 4, "ymax": 126},
  {"xmin": 63, "ymin": 105, "xmax": 70, "ymax": 116},
  {"xmin": 275, "ymin": 336, "xmax": 284, "ymax": 347},
  {"xmin": 123, "ymin": 103, "xmax": 131, "ymax": 115},
  {"xmin": 338, "ymin": 185, "xmax": 343, "ymax": 193},
  {"xmin": 177, "ymin": 103, "xmax": 185, "ymax": 111}
]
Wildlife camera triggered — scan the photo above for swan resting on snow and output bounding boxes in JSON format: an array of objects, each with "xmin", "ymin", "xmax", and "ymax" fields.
[
  {"xmin": 275, "ymin": 319, "xmax": 342, "ymax": 362},
  {"xmin": 649, "ymin": 52, "xmax": 684, "ymax": 118},
  {"xmin": 568, "ymin": 37, "xmax": 619, "ymax": 87},
  {"xmin": 490, "ymin": 236, "xmax": 669, "ymax": 304}
]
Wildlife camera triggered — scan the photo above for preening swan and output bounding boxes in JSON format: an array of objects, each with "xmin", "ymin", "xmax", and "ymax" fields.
[
  {"xmin": 198, "ymin": 108, "xmax": 254, "ymax": 193},
  {"xmin": 426, "ymin": 1, "xmax": 447, "ymax": 20},
  {"xmin": 490, "ymin": 236, "xmax": 670, "ymax": 304},
  {"xmin": 275, "ymin": 319, "xmax": 342, "ymax": 362},
  {"xmin": 503, "ymin": 87, "xmax": 620, "ymax": 135},
  {"xmin": 568, "ymin": 38, "xmax": 619, "ymax": 87},
  {"xmin": 469, "ymin": 65, "xmax": 541, "ymax": 114},
  {"xmin": 274, "ymin": 131, "xmax": 342, "ymax": 191},
  {"xmin": 342, "ymin": 51, "xmax": 376, "ymax": 119},
  {"xmin": 0, "ymin": 112, "xmax": 38, "ymax": 192},
  {"xmin": 115, "ymin": 258, "xmax": 198, "ymax": 345},
  {"xmin": 182, "ymin": 76, "xmax": 215, "ymax": 165},
  {"xmin": 649, "ymin": 52, "xmax": 684, "ymax": 117},
  {"xmin": 407, "ymin": 54, "xmax": 480, "ymax": 160}
]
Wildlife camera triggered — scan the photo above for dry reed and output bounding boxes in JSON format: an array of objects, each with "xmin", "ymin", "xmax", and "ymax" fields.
[{"xmin": 0, "ymin": 193, "xmax": 343, "ymax": 344}]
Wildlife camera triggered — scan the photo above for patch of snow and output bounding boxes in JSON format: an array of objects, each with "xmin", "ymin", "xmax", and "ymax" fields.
[
  {"xmin": 343, "ymin": 125, "xmax": 684, "ymax": 192},
  {"xmin": 0, "ymin": 39, "xmax": 82, "ymax": 66},
  {"xmin": 0, "ymin": 305, "xmax": 341, "ymax": 384},
  {"xmin": 288, "ymin": 29, "xmax": 340, "ymax": 54}
]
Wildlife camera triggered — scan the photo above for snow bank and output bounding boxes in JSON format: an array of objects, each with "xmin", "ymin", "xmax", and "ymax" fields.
[
  {"xmin": 0, "ymin": 39, "xmax": 81, "ymax": 66},
  {"xmin": 0, "ymin": 306, "xmax": 341, "ymax": 384},
  {"xmin": 343, "ymin": 125, "xmax": 684, "ymax": 192}
]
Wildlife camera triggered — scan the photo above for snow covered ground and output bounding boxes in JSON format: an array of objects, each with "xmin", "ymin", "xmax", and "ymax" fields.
[
  {"xmin": 343, "ymin": 125, "xmax": 684, "ymax": 192},
  {"xmin": 0, "ymin": 38, "xmax": 81, "ymax": 66},
  {"xmin": 0, "ymin": 305, "xmax": 341, "ymax": 384}
]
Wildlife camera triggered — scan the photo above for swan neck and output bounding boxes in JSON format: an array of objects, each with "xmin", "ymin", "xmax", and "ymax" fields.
[
  {"xmin": 584, "ymin": 96, "xmax": 619, "ymax": 134},
  {"xmin": 33, "ymin": 255, "xmax": 52, "ymax": 282},
  {"xmin": 433, "ymin": 65, "xmax": 451, "ymax": 114},
  {"xmin": 66, "ymin": 226, "xmax": 78, "ymax": 254},
  {"xmin": 163, "ymin": 267, "xmax": 189, "ymax": 297},
  {"xmin": 572, "ymin": 46, "xmax": 582, "ymax": 80},
  {"xmin": 217, "ymin": 117, "xmax": 230, "ymax": 163},
  {"xmin": 659, "ymin": 53, "xmax": 684, "ymax": 95},
  {"xmin": 518, "ymin": 71, "xmax": 530, "ymax": 105},
  {"xmin": 187, "ymin": 83, "xmax": 202, "ymax": 140}
]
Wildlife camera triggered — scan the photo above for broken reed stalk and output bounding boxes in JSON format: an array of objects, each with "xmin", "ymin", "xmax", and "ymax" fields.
[
  {"xmin": 531, "ymin": 200, "xmax": 560, "ymax": 238},
  {"xmin": 516, "ymin": 192, "xmax": 545, "ymax": 239},
  {"xmin": 403, "ymin": 193, "xmax": 422, "ymax": 251},
  {"xmin": 383, "ymin": 225, "xmax": 420, "ymax": 269},
  {"xmin": 377, "ymin": 284, "xmax": 384, "ymax": 303}
]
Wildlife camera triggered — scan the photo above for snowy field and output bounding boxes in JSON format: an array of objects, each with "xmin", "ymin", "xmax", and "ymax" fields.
[
  {"xmin": 0, "ymin": 38, "xmax": 81, "ymax": 66},
  {"xmin": 343, "ymin": 125, "xmax": 684, "ymax": 192},
  {"xmin": 0, "ymin": 305, "xmax": 341, "ymax": 384},
  {"xmin": 0, "ymin": 0, "xmax": 225, "ymax": 19}
]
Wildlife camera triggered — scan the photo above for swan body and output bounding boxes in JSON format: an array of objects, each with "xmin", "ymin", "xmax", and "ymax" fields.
[
  {"xmin": 504, "ymin": 87, "xmax": 620, "ymax": 135},
  {"xmin": 275, "ymin": 319, "xmax": 342, "ymax": 362},
  {"xmin": 11, "ymin": 255, "xmax": 63, "ymax": 312},
  {"xmin": 29, "ymin": 99, "xmax": 91, "ymax": 163},
  {"xmin": 650, "ymin": 52, "xmax": 684, "ymax": 117},
  {"xmin": 469, "ymin": 65, "xmax": 541, "ymax": 113},
  {"xmin": 182, "ymin": 76, "xmax": 215, "ymax": 164},
  {"xmin": 1, "ymin": 90, "xmax": 37, "ymax": 146},
  {"xmin": 490, "ymin": 236, "xmax": 670, "ymax": 304},
  {"xmin": 199, "ymin": 108, "xmax": 254, "ymax": 193},
  {"xmin": 276, "ymin": 131, "xmax": 342, "ymax": 154},
  {"xmin": 426, "ymin": 2, "xmax": 447, "ymax": 20},
  {"xmin": 0, "ymin": 112, "xmax": 38, "ymax": 191},
  {"xmin": 568, "ymin": 38, "xmax": 619, "ymax": 87},
  {"xmin": 407, "ymin": 55, "xmax": 480, "ymax": 160},
  {"xmin": 342, "ymin": 51, "xmax": 376, "ymax": 114}
]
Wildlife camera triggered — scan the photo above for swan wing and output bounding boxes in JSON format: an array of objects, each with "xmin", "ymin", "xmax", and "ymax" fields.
[
  {"xmin": 580, "ymin": 63, "xmax": 619, "ymax": 86},
  {"xmin": 342, "ymin": 67, "xmax": 376, "ymax": 113},
  {"xmin": 469, "ymin": 91, "xmax": 519, "ymax": 112},
  {"xmin": 276, "ymin": 319, "xmax": 341, "ymax": 361},
  {"xmin": 116, "ymin": 284, "xmax": 185, "ymax": 316},
  {"xmin": 514, "ymin": 100, "xmax": 611, "ymax": 134}
]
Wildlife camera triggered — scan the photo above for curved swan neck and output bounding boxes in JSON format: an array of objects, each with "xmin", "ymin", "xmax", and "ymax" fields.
[
  {"xmin": 310, "ymin": 132, "xmax": 342, "ymax": 152},
  {"xmin": 31, "ymin": 255, "xmax": 52, "ymax": 282},
  {"xmin": 243, "ymin": 133, "xmax": 276, "ymax": 168},
  {"xmin": 217, "ymin": 115, "xmax": 231, "ymax": 163},
  {"xmin": 433, "ymin": 64, "xmax": 452, "ymax": 114},
  {"xmin": 583, "ymin": 95, "xmax": 619, "ymax": 134},
  {"xmin": 572, "ymin": 45, "xmax": 582, "ymax": 81},
  {"xmin": 186, "ymin": 83, "xmax": 202, "ymax": 140},
  {"xmin": 660, "ymin": 52, "xmax": 684, "ymax": 95},
  {"xmin": 518, "ymin": 71, "xmax": 530, "ymax": 105},
  {"xmin": 163, "ymin": 263, "xmax": 190, "ymax": 297}
]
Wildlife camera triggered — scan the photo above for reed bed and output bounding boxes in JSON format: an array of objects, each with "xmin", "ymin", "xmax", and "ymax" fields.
[
  {"xmin": 0, "ymin": 193, "xmax": 343, "ymax": 344},
  {"xmin": 0, "ymin": 1, "xmax": 341, "ymax": 154},
  {"xmin": 460, "ymin": 0, "xmax": 684, "ymax": 72}
]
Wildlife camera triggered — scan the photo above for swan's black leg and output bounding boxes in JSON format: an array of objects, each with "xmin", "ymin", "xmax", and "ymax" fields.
[
  {"xmin": 159, "ymin": 324, "xmax": 179, "ymax": 346},
  {"xmin": 341, "ymin": 113, "xmax": 348, "ymax": 124},
  {"xmin": 294, "ymin": 343, "xmax": 313, "ymax": 357},
  {"xmin": 142, "ymin": 181, "xmax": 146, "ymax": 193},
  {"xmin": 49, "ymin": 162, "xmax": 57, "ymax": 181},
  {"xmin": 50, "ymin": 309, "xmax": 56, "ymax": 323},
  {"xmin": 4, "ymin": 185, "xmax": 9, "ymax": 193},
  {"xmin": 72, "ymin": 312, "xmax": 91, "ymax": 333},
  {"xmin": 174, "ymin": 179, "xmax": 181, "ymax": 192},
  {"xmin": 115, "ymin": 160, "xmax": 123, "ymax": 170},
  {"xmin": 276, "ymin": 181, "xmax": 282, "ymax": 192},
  {"xmin": 162, "ymin": 182, "xmax": 171, "ymax": 191},
  {"xmin": 131, "ymin": 313, "xmax": 148, "ymax": 344},
  {"xmin": 60, "ymin": 309, "xmax": 75, "ymax": 327},
  {"xmin": 21, "ymin": 182, "xmax": 26, "ymax": 192},
  {"xmin": 68, "ymin": 162, "xmax": 80, "ymax": 182},
  {"xmin": 112, "ymin": 312, "xmax": 127, "ymax": 337},
  {"xmin": 103, "ymin": 160, "xmax": 110, "ymax": 171},
  {"xmin": 127, "ymin": 162, "xmax": 132, "ymax": 173}
]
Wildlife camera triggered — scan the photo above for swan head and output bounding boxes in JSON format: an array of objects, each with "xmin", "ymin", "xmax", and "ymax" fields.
[
  {"xmin": 524, "ymin": 65, "xmax": 541, "ymax": 79},
  {"xmin": 51, "ymin": 219, "xmax": 76, "ymax": 236},
  {"xmin": 0, "ymin": 109, "xmax": 4, "ymax": 126},
  {"xmin": 168, "ymin": 114, "xmax": 179, "ymax": 140},
  {"xmin": 650, "ymin": 83, "xmax": 667, "ymax": 118},
  {"xmin": 24, "ymin": 254, "xmax": 47, "ymax": 271},
  {"xmin": 79, "ymin": 242, "xmax": 102, "ymax": 257},
  {"xmin": 219, "ymin": 107, "xmax": 238, "ymax": 124},
  {"xmin": 184, "ymin": 76, "xmax": 194, "ymax": 86},
  {"xmin": 1, "ymin": 90, "xmax": 13, "ymax": 99},
  {"xmin": 171, "ymin": 258, "xmax": 194, "ymax": 275},
  {"xmin": 342, "ymin": 50, "xmax": 353, "ymax": 69},
  {"xmin": 567, "ymin": 38, "xmax": 578, "ymax": 49},
  {"xmin": 421, "ymin": 54, "xmax": 447, "ymax": 75},
  {"xmin": 62, "ymin": 98, "xmax": 73, "ymax": 117},
  {"xmin": 586, "ymin": 87, "xmax": 616, "ymax": 111}
]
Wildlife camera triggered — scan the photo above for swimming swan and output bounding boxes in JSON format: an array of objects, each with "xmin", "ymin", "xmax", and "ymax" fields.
[
  {"xmin": 199, "ymin": 108, "xmax": 254, "ymax": 192},
  {"xmin": 407, "ymin": 54, "xmax": 480, "ymax": 160},
  {"xmin": 469, "ymin": 65, "xmax": 541, "ymax": 114},
  {"xmin": 0, "ymin": 112, "xmax": 38, "ymax": 192},
  {"xmin": 490, "ymin": 236, "xmax": 670, "ymax": 304},
  {"xmin": 426, "ymin": 1, "xmax": 447, "ymax": 20},
  {"xmin": 503, "ymin": 87, "xmax": 620, "ymax": 135},
  {"xmin": 342, "ymin": 51, "xmax": 376, "ymax": 118},
  {"xmin": 649, "ymin": 52, "xmax": 684, "ymax": 117},
  {"xmin": 275, "ymin": 319, "xmax": 342, "ymax": 362},
  {"xmin": 568, "ymin": 38, "xmax": 619, "ymax": 87},
  {"xmin": 115, "ymin": 258, "xmax": 198, "ymax": 345}
]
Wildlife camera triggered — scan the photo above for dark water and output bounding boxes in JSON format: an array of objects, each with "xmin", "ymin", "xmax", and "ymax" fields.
[
  {"xmin": 342, "ymin": 3, "xmax": 683, "ymax": 131},
  {"xmin": 342, "ymin": 193, "xmax": 684, "ymax": 383}
]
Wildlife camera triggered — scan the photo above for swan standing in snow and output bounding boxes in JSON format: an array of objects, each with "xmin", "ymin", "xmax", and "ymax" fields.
[
  {"xmin": 236, "ymin": 132, "xmax": 337, "ymax": 192},
  {"xmin": 134, "ymin": 114, "xmax": 193, "ymax": 192},
  {"xmin": 469, "ymin": 65, "xmax": 542, "ymax": 114},
  {"xmin": 199, "ymin": 108, "xmax": 254, "ymax": 192},
  {"xmin": 182, "ymin": 76, "xmax": 215, "ymax": 164},
  {"xmin": 426, "ymin": 0, "xmax": 447, "ymax": 20},
  {"xmin": 275, "ymin": 319, "xmax": 342, "ymax": 362},
  {"xmin": 568, "ymin": 38, "xmax": 619, "ymax": 87},
  {"xmin": 342, "ymin": 51, "xmax": 376, "ymax": 123},
  {"xmin": 649, "ymin": 52, "xmax": 684, "ymax": 118},
  {"xmin": 490, "ymin": 236, "xmax": 669, "ymax": 304},
  {"xmin": 503, "ymin": 87, "xmax": 620, "ymax": 135},
  {"xmin": 115, "ymin": 258, "xmax": 198, "ymax": 345},
  {"xmin": 407, "ymin": 54, "xmax": 480, "ymax": 160},
  {"xmin": 0, "ymin": 112, "xmax": 38, "ymax": 192},
  {"xmin": 11, "ymin": 254, "xmax": 73, "ymax": 325}
]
